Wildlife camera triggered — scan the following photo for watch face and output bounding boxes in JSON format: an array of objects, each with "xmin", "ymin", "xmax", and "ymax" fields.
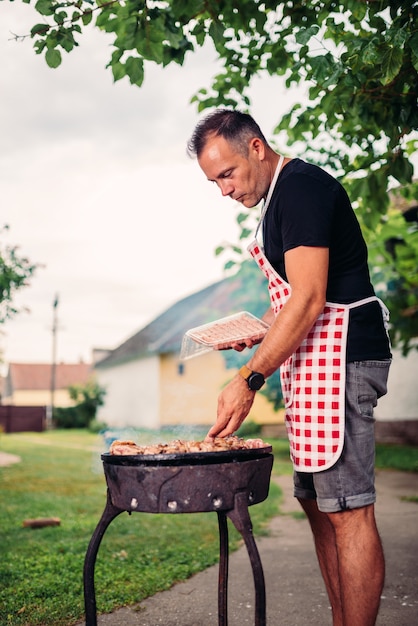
[{"xmin": 248, "ymin": 372, "xmax": 265, "ymax": 390}]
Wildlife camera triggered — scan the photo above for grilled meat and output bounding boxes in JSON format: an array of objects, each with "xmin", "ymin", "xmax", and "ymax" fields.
[{"xmin": 109, "ymin": 435, "xmax": 268, "ymax": 456}]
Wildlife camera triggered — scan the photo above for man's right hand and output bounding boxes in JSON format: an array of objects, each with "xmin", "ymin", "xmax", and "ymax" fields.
[{"xmin": 205, "ymin": 374, "xmax": 256, "ymax": 440}]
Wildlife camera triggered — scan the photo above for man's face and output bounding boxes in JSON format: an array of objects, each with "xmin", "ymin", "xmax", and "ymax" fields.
[{"xmin": 197, "ymin": 134, "xmax": 270, "ymax": 208}]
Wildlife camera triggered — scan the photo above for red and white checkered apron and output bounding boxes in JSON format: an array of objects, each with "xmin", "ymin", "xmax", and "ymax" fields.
[
  {"xmin": 248, "ymin": 240, "xmax": 346, "ymax": 470},
  {"xmin": 248, "ymin": 239, "xmax": 386, "ymax": 472}
]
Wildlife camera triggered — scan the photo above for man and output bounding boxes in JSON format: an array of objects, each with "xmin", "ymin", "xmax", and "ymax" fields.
[{"xmin": 187, "ymin": 109, "xmax": 391, "ymax": 626}]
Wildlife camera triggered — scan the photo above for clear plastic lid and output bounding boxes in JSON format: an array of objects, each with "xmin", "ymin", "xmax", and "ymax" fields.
[{"xmin": 180, "ymin": 311, "xmax": 269, "ymax": 361}]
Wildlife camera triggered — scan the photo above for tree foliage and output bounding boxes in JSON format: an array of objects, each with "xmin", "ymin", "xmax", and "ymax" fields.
[
  {"xmin": 367, "ymin": 188, "xmax": 418, "ymax": 354},
  {"xmin": 0, "ymin": 225, "xmax": 38, "ymax": 324},
  {"xmin": 7, "ymin": 0, "xmax": 418, "ymax": 349},
  {"xmin": 53, "ymin": 377, "xmax": 106, "ymax": 428}
]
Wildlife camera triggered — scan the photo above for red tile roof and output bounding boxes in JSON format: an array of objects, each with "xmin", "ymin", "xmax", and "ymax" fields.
[{"xmin": 7, "ymin": 362, "xmax": 92, "ymax": 391}]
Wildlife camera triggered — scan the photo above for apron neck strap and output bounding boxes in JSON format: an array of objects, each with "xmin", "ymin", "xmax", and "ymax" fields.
[{"xmin": 255, "ymin": 154, "xmax": 285, "ymax": 238}]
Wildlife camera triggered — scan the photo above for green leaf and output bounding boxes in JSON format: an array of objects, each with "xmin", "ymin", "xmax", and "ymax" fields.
[
  {"xmin": 389, "ymin": 153, "xmax": 414, "ymax": 185},
  {"xmin": 140, "ymin": 38, "xmax": 165, "ymax": 64},
  {"xmin": 111, "ymin": 61, "xmax": 126, "ymax": 82},
  {"xmin": 409, "ymin": 31, "xmax": 418, "ymax": 71},
  {"xmin": 30, "ymin": 23, "xmax": 49, "ymax": 38},
  {"xmin": 191, "ymin": 21, "xmax": 206, "ymax": 47},
  {"xmin": 82, "ymin": 10, "xmax": 93, "ymax": 26},
  {"xmin": 125, "ymin": 56, "xmax": 144, "ymax": 86},
  {"xmin": 295, "ymin": 25, "xmax": 319, "ymax": 46},
  {"xmin": 346, "ymin": 0, "xmax": 368, "ymax": 22},
  {"xmin": 34, "ymin": 0, "xmax": 55, "ymax": 17},
  {"xmin": 307, "ymin": 53, "xmax": 335, "ymax": 85},
  {"xmin": 34, "ymin": 39, "xmax": 47, "ymax": 54},
  {"xmin": 362, "ymin": 39, "xmax": 380, "ymax": 65},
  {"xmin": 224, "ymin": 259, "xmax": 237, "ymax": 271},
  {"xmin": 380, "ymin": 45, "xmax": 403, "ymax": 84},
  {"xmin": 45, "ymin": 47, "xmax": 62, "ymax": 68},
  {"xmin": 171, "ymin": 0, "xmax": 205, "ymax": 20},
  {"xmin": 239, "ymin": 227, "xmax": 252, "ymax": 240},
  {"xmin": 59, "ymin": 29, "xmax": 77, "ymax": 53},
  {"xmin": 209, "ymin": 20, "xmax": 226, "ymax": 51},
  {"xmin": 386, "ymin": 24, "xmax": 408, "ymax": 49},
  {"xmin": 409, "ymin": 32, "xmax": 418, "ymax": 57},
  {"xmin": 54, "ymin": 11, "xmax": 67, "ymax": 25},
  {"xmin": 108, "ymin": 48, "xmax": 124, "ymax": 65},
  {"xmin": 114, "ymin": 16, "xmax": 139, "ymax": 49}
]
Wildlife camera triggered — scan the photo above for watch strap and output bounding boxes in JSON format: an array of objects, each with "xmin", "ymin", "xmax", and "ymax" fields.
[{"xmin": 239, "ymin": 364, "xmax": 253, "ymax": 381}]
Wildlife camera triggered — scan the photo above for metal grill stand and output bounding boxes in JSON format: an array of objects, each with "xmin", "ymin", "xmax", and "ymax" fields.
[{"xmin": 83, "ymin": 452, "xmax": 273, "ymax": 626}]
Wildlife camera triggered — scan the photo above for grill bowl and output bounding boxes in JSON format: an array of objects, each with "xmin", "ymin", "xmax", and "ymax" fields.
[{"xmin": 101, "ymin": 447, "xmax": 273, "ymax": 514}]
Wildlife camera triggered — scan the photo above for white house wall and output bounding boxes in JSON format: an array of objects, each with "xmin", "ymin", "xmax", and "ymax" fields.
[
  {"xmin": 96, "ymin": 356, "xmax": 160, "ymax": 429},
  {"xmin": 375, "ymin": 348, "xmax": 418, "ymax": 420}
]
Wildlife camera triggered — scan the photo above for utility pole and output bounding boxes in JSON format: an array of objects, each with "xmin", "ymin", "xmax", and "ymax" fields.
[{"xmin": 49, "ymin": 293, "xmax": 59, "ymax": 429}]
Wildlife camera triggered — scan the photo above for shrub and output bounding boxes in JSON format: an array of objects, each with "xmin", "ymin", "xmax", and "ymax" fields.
[{"xmin": 53, "ymin": 379, "xmax": 106, "ymax": 429}]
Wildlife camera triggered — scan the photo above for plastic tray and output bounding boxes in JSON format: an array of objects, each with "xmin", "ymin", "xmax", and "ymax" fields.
[{"xmin": 180, "ymin": 311, "xmax": 269, "ymax": 361}]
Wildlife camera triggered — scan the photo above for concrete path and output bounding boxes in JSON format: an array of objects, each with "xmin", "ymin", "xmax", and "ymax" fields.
[
  {"xmin": 0, "ymin": 451, "xmax": 21, "ymax": 466},
  {"xmin": 75, "ymin": 470, "xmax": 418, "ymax": 625}
]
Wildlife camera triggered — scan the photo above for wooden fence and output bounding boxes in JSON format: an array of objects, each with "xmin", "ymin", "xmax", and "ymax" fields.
[{"xmin": 0, "ymin": 406, "xmax": 47, "ymax": 433}]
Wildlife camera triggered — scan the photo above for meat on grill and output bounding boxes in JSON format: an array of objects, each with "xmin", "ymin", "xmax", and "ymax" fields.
[{"xmin": 109, "ymin": 435, "xmax": 269, "ymax": 456}]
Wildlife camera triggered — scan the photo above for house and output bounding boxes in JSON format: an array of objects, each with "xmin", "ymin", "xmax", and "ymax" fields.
[
  {"xmin": 2, "ymin": 361, "xmax": 93, "ymax": 408},
  {"xmin": 95, "ymin": 271, "xmax": 285, "ymax": 431},
  {"xmin": 0, "ymin": 374, "xmax": 5, "ymax": 405},
  {"xmin": 373, "ymin": 346, "xmax": 418, "ymax": 444}
]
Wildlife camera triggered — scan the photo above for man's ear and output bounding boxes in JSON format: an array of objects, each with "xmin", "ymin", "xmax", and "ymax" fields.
[{"xmin": 249, "ymin": 137, "xmax": 266, "ymax": 160}]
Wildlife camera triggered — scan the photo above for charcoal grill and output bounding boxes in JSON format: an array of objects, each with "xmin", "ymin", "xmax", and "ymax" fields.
[{"xmin": 83, "ymin": 446, "xmax": 274, "ymax": 626}]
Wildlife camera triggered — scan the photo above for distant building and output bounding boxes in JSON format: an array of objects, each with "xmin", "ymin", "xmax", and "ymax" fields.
[
  {"xmin": 2, "ymin": 361, "xmax": 93, "ymax": 408},
  {"xmin": 94, "ymin": 274, "xmax": 284, "ymax": 431}
]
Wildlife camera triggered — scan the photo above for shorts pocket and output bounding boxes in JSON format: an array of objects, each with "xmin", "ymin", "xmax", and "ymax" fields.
[{"xmin": 351, "ymin": 360, "xmax": 391, "ymax": 421}]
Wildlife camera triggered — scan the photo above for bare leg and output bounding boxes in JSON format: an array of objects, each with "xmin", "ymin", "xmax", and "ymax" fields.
[
  {"xmin": 329, "ymin": 503, "xmax": 385, "ymax": 625},
  {"xmin": 299, "ymin": 498, "xmax": 343, "ymax": 626},
  {"xmin": 299, "ymin": 498, "xmax": 385, "ymax": 626}
]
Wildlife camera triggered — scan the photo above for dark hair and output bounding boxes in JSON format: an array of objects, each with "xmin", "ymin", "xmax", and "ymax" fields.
[{"xmin": 187, "ymin": 109, "xmax": 268, "ymax": 158}]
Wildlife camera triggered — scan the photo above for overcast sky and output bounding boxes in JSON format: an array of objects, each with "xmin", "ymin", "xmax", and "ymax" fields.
[{"xmin": 1, "ymin": 3, "xmax": 304, "ymax": 370}]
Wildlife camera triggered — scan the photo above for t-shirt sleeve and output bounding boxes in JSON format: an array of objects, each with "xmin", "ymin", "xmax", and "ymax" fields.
[{"xmin": 279, "ymin": 173, "xmax": 335, "ymax": 253}]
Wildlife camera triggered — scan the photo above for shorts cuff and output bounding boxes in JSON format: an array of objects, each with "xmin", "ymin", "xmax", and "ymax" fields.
[
  {"xmin": 317, "ymin": 491, "xmax": 376, "ymax": 513},
  {"xmin": 294, "ymin": 485, "xmax": 316, "ymax": 501}
]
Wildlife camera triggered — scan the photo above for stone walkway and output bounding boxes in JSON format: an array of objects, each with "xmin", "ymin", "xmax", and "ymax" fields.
[{"xmin": 0, "ymin": 451, "xmax": 21, "ymax": 466}]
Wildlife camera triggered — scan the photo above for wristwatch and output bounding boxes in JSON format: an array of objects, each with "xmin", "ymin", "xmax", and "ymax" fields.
[{"xmin": 239, "ymin": 364, "xmax": 265, "ymax": 391}]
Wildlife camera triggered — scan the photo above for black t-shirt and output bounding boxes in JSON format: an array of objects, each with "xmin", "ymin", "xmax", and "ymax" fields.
[{"xmin": 262, "ymin": 158, "xmax": 391, "ymax": 361}]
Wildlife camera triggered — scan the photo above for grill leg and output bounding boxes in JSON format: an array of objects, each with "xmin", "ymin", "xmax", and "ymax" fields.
[
  {"xmin": 83, "ymin": 489, "xmax": 123, "ymax": 626},
  {"xmin": 217, "ymin": 511, "xmax": 229, "ymax": 626},
  {"xmin": 226, "ymin": 491, "xmax": 266, "ymax": 626}
]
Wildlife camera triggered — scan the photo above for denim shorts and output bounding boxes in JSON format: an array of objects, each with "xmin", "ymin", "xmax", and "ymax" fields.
[{"xmin": 293, "ymin": 360, "xmax": 391, "ymax": 513}]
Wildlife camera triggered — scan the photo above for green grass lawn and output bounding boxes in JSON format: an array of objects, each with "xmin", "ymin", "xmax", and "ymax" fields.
[{"xmin": 0, "ymin": 430, "xmax": 416, "ymax": 626}]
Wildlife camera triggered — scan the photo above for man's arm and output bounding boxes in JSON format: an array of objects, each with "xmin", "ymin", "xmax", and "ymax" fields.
[{"xmin": 206, "ymin": 246, "xmax": 329, "ymax": 439}]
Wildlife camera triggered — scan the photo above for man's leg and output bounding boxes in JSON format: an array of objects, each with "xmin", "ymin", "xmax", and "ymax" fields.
[
  {"xmin": 294, "ymin": 360, "xmax": 390, "ymax": 624},
  {"xmin": 299, "ymin": 498, "xmax": 343, "ymax": 626},
  {"xmin": 300, "ymin": 497, "xmax": 385, "ymax": 626},
  {"xmin": 328, "ymin": 503, "xmax": 385, "ymax": 626}
]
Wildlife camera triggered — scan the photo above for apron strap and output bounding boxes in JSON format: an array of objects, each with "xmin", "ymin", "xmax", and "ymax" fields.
[{"xmin": 255, "ymin": 154, "xmax": 285, "ymax": 239}]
